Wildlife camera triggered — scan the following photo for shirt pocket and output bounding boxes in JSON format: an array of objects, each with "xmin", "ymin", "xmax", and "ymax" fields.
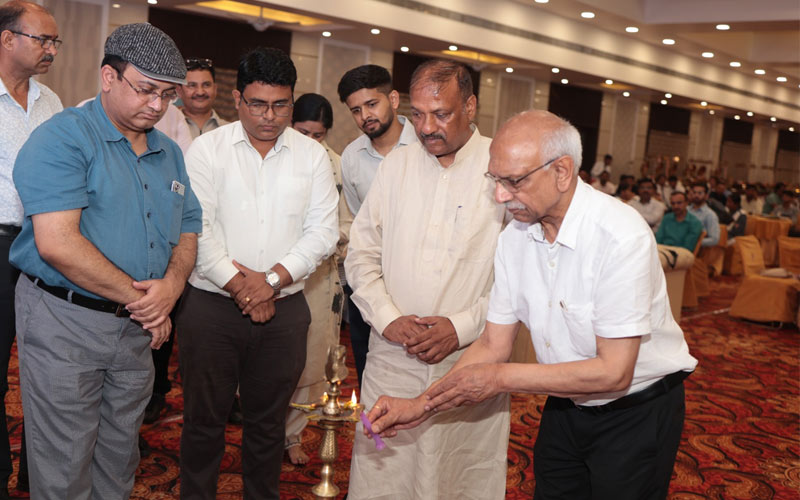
[
  {"xmin": 161, "ymin": 189, "xmax": 184, "ymax": 247},
  {"xmin": 561, "ymin": 301, "xmax": 597, "ymax": 357}
]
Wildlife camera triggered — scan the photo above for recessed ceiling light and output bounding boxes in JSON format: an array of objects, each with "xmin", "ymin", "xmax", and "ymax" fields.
[
  {"xmin": 662, "ymin": 39, "xmax": 675, "ymax": 45},
  {"xmin": 746, "ymin": 111, "xmax": 754, "ymax": 117},
  {"xmin": 790, "ymin": 126, "xmax": 796, "ymax": 132},
  {"xmin": 777, "ymin": 76, "xmax": 788, "ymax": 82},
  {"xmin": 448, "ymin": 45, "xmax": 458, "ymax": 51},
  {"xmin": 322, "ymin": 31, "xmax": 331, "ymax": 37},
  {"xmin": 605, "ymin": 79, "xmax": 613, "ymax": 85},
  {"xmin": 581, "ymin": 11, "xmax": 595, "ymax": 19},
  {"xmin": 370, "ymin": 28, "xmax": 381, "ymax": 35},
  {"xmin": 660, "ymin": 99, "xmax": 668, "ymax": 105},
  {"xmin": 709, "ymin": 110, "xmax": 715, "ymax": 115},
  {"xmin": 700, "ymin": 101, "xmax": 708, "ymax": 106},
  {"xmin": 665, "ymin": 93, "xmax": 672, "ymax": 98},
  {"xmin": 729, "ymin": 61, "xmax": 741, "ymax": 67},
  {"xmin": 734, "ymin": 115, "xmax": 740, "ymax": 120},
  {"xmin": 534, "ymin": 0, "xmax": 549, "ymax": 3},
  {"xmin": 754, "ymin": 69, "xmax": 766, "ymax": 75},
  {"xmin": 505, "ymin": 67, "xmax": 514, "ymax": 73},
  {"xmin": 770, "ymin": 116, "xmax": 777, "ymax": 122},
  {"xmin": 716, "ymin": 24, "xmax": 730, "ymax": 30},
  {"xmin": 622, "ymin": 91, "xmax": 630, "ymax": 97},
  {"xmin": 561, "ymin": 78, "xmax": 569, "ymax": 84},
  {"xmin": 551, "ymin": 67, "xmax": 560, "ymax": 73},
  {"xmin": 625, "ymin": 26, "xmax": 639, "ymax": 33},
  {"xmin": 400, "ymin": 46, "xmax": 409, "ymax": 52},
  {"xmin": 147, "ymin": 0, "xmax": 156, "ymax": 4},
  {"xmin": 112, "ymin": 3, "xmax": 120, "ymax": 7},
  {"xmin": 702, "ymin": 52, "xmax": 714, "ymax": 58}
]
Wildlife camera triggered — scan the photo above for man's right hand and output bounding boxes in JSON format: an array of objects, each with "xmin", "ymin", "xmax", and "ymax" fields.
[
  {"xmin": 248, "ymin": 300, "xmax": 276, "ymax": 324},
  {"xmin": 367, "ymin": 395, "xmax": 431, "ymax": 437},
  {"xmin": 382, "ymin": 315, "xmax": 427, "ymax": 345}
]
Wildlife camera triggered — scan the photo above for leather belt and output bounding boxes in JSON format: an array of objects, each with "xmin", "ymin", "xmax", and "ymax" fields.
[
  {"xmin": 0, "ymin": 224, "xmax": 21, "ymax": 237},
  {"xmin": 574, "ymin": 370, "xmax": 691, "ymax": 415},
  {"xmin": 25, "ymin": 274, "xmax": 131, "ymax": 317}
]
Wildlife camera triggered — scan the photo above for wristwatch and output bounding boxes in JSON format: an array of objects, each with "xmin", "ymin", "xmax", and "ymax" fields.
[{"xmin": 265, "ymin": 270, "xmax": 281, "ymax": 293}]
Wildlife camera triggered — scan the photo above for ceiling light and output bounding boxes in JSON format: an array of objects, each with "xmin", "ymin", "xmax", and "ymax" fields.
[
  {"xmin": 534, "ymin": 0, "xmax": 549, "ymax": 3},
  {"xmin": 622, "ymin": 91, "xmax": 630, "ymax": 97},
  {"xmin": 790, "ymin": 126, "xmax": 795, "ymax": 132},
  {"xmin": 400, "ymin": 46, "xmax": 409, "ymax": 52},
  {"xmin": 321, "ymin": 31, "xmax": 331, "ymax": 37},
  {"xmin": 734, "ymin": 115, "xmax": 740, "ymax": 120},
  {"xmin": 729, "ymin": 61, "xmax": 741, "ymax": 67},
  {"xmin": 716, "ymin": 24, "xmax": 730, "ymax": 30},
  {"xmin": 147, "ymin": 0, "xmax": 156, "ymax": 4},
  {"xmin": 370, "ymin": 28, "xmax": 380, "ymax": 35},
  {"xmin": 112, "ymin": 3, "xmax": 120, "ymax": 7},
  {"xmin": 551, "ymin": 67, "xmax": 560, "ymax": 73},
  {"xmin": 665, "ymin": 93, "xmax": 672, "ymax": 98},
  {"xmin": 505, "ymin": 67, "xmax": 514, "ymax": 73},
  {"xmin": 581, "ymin": 11, "xmax": 595, "ymax": 19},
  {"xmin": 702, "ymin": 52, "xmax": 714, "ymax": 58},
  {"xmin": 662, "ymin": 38, "xmax": 675, "ymax": 45},
  {"xmin": 747, "ymin": 111, "xmax": 754, "ymax": 117},
  {"xmin": 754, "ymin": 69, "xmax": 766, "ymax": 75},
  {"xmin": 625, "ymin": 26, "xmax": 639, "ymax": 33},
  {"xmin": 605, "ymin": 79, "xmax": 613, "ymax": 85},
  {"xmin": 660, "ymin": 99, "xmax": 668, "ymax": 105},
  {"xmin": 709, "ymin": 110, "xmax": 715, "ymax": 115},
  {"xmin": 777, "ymin": 76, "xmax": 788, "ymax": 82},
  {"xmin": 561, "ymin": 78, "xmax": 569, "ymax": 84},
  {"xmin": 700, "ymin": 101, "xmax": 708, "ymax": 106},
  {"xmin": 770, "ymin": 116, "xmax": 777, "ymax": 122},
  {"xmin": 448, "ymin": 45, "xmax": 458, "ymax": 51}
]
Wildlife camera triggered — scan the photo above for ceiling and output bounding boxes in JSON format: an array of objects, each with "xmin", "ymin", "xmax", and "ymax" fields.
[{"xmin": 119, "ymin": 0, "xmax": 800, "ymax": 129}]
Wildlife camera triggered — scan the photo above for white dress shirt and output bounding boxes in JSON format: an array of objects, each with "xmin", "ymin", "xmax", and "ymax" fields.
[
  {"xmin": 340, "ymin": 115, "xmax": 417, "ymax": 215},
  {"xmin": 487, "ymin": 179, "xmax": 697, "ymax": 406},
  {"xmin": 628, "ymin": 198, "xmax": 667, "ymax": 231},
  {"xmin": 741, "ymin": 196, "xmax": 763, "ymax": 215},
  {"xmin": 154, "ymin": 104, "xmax": 193, "ymax": 154},
  {"xmin": 0, "ymin": 77, "xmax": 62, "ymax": 225},
  {"xmin": 185, "ymin": 122, "xmax": 339, "ymax": 297}
]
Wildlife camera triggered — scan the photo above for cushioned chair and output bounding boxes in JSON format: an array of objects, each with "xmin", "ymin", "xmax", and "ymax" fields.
[
  {"xmin": 729, "ymin": 236, "xmax": 800, "ymax": 324},
  {"xmin": 658, "ymin": 244, "xmax": 695, "ymax": 322},
  {"xmin": 700, "ymin": 224, "xmax": 728, "ymax": 277},
  {"xmin": 683, "ymin": 231, "xmax": 706, "ymax": 308},
  {"xmin": 778, "ymin": 236, "xmax": 800, "ymax": 274}
]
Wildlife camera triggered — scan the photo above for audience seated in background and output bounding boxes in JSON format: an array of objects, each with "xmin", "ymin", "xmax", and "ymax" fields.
[
  {"xmin": 591, "ymin": 170, "xmax": 616, "ymax": 195},
  {"xmin": 763, "ymin": 182, "xmax": 786, "ymax": 215},
  {"xmin": 629, "ymin": 178, "xmax": 666, "ymax": 232},
  {"xmin": 663, "ymin": 175, "xmax": 685, "ymax": 203},
  {"xmin": 741, "ymin": 184, "xmax": 764, "ymax": 215},
  {"xmin": 578, "ymin": 168, "xmax": 590, "ymax": 184},
  {"xmin": 656, "ymin": 191, "xmax": 704, "ymax": 251},
  {"xmin": 615, "ymin": 180, "xmax": 637, "ymax": 203},
  {"xmin": 655, "ymin": 173, "xmax": 668, "ymax": 201},
  {"xmin": 708, "ymin": 176, "xmax": 729, "ymax": 205},
  {"xmin": 771, "ymin": 190, "xmax": 799, "ymax": 226},
  {"xmin": 726, "ymin": 192, "xmax": 747, "ymax": 245},
  {"xmin": 688, "ymin": 182, "xmax": 721, "ymax": 247},
  {"xmin": 590, "ymin": 153, "xmax": 612, "ymax": 178}
]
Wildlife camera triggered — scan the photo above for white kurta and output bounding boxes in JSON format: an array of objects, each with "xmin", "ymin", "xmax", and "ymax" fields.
[{"xmin": 345, "ymin": 128, "xmax": 510, "ymax": 500}]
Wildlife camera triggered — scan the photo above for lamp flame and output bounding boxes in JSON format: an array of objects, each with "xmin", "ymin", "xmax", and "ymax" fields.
[
  {"xmin": 351, "ymin": 390, "xmax": 358, "ymax": 406},
  {"xmin": 322, "ymin": 392, "xmax": 328, "ymax": 403}
]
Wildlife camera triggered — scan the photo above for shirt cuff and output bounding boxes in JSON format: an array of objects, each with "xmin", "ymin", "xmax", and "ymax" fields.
[
  {"xmin": 594, "ymin": 320, "xmax": 649, "ymax": 339},
  {"xmin": 371, "ymin": 302, "xmax": 403, "ymax": 337},
  {"xmin": 449, "ymin": 309, "xmax": 479, "ymax": 347},
  {"xmin": 279, "ymin": 253, "xmax": 308, "ymax": 284},
  {"xmin": 204, "ymin": 259, "xmax": 239, "ymax": 290}
]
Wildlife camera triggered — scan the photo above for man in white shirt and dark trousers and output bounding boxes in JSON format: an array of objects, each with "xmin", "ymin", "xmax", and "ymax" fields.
[
  {"xmin": 178, "ymin": 47, "xmax": 338, "ymax": 499},
  {"xmin": 367, "ymin": 110, "xmax": 697, "ymax": 500},
  {"xmin": 336, "ymin": 64, "xmax": 417, "ymax": 387}
]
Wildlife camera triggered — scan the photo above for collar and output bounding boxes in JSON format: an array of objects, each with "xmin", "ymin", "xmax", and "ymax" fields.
[
  {"xmin": 0, "ymin": 76, "xmax": 41, "ymax": 105},
  {"xmin": 357, "ymin": 114, "xmax": 417, "ymax": 156},
  {"xmin": 89, "ymin": 95, "xmax": 165, "ymax": 154},
  {"xmin": 231, "ymin": 120, "xmax": 289, "ymax": 155},
  {"xmin": 527, "ymin": 177, "xmax": 590, "ymax": 250}
]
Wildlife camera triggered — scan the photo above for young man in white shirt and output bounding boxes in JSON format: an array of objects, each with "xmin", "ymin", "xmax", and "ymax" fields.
[
  {"xmin": 178, "ymin": 47, "xmax": 338, "ymax": 499},
  {"xmin": 336, "ymin": 64, "xmax": 417, "ymax": 387},
  {"xmin": 628, "ymin": 177, "xmax": 666, "ymax": 232}
]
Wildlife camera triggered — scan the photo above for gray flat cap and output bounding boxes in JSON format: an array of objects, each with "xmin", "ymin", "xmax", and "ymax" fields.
[{"xmin": 104, "ymin": 23, "xmax": 186, "ymax": 85}]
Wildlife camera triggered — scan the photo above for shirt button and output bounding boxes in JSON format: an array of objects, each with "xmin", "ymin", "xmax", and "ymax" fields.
[
  {"xmin": 146, "ymin": 212, "xmax": 151, "ymax": 218},
  {"xmin": 144, "ymin": 184, "xmax": 149, "ymax": 190},
  {"xmin": 548, "ymin": 301, "xmax": 552, "ymax": 308},
  {"xmin": 548, "ymin": 261, "xmax": 555, "ymax": 268},
  {"xmin": 546, "ymin": 342, "xmax": 551, "ymax": 348},
  {"xmin": 149, "ymin": 273, "xmax": 154, "ymax": 278},
  {"xmin": 150, "ymin": 242, "xmax": 154, "ymax": 248}
]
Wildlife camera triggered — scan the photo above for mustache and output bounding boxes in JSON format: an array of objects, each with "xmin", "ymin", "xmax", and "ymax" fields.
[
  {"xmin": 505, "ymin": 201, "xmax": 527, "ymax": 210},
  {"xmin": 41, "ymin": 54, "xmax": 54, "ymax": 63},
  {"xmin": 420, "ymin": 133, "xmax": 444, "ymax": 141}
]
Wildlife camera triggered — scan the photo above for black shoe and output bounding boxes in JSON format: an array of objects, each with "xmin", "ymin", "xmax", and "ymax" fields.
[
  {"xmin": 228, "ymin": 396, "xmax": 243, "ymax": 425},
  {"xmin": 138, "ymin": 434, "xmax": 151, "ymax": 458},
  {"xmin": 143, "ymin": 393, "xmax": 166, "ymax": 424}
]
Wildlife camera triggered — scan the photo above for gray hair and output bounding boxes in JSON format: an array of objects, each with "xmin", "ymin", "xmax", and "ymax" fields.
[{"xmin": 538, "ymin": 115, "xmax": 583, "ymax": 176}]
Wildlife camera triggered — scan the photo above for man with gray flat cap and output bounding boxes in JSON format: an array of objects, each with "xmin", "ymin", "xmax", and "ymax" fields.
[{"xmin": 10, "ymin": 22, "xmax": 201, "ymax": 498}]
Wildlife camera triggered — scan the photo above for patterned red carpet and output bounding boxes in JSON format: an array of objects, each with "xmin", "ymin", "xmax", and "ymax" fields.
[{"xmin": 4, "ymin": 275, "xmax": 799, "ymax": 499}]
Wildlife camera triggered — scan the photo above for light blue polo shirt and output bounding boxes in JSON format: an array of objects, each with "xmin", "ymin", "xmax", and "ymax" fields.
[{"xmin": 10, "ymin": 95, "xmax": 202, "ymax": 300}]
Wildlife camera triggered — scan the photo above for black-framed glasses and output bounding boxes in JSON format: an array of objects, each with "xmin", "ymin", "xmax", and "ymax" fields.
[
  {"xmin": 8, "ymin": 30, "xmax": 62, "ymax": 49},
  {"xmin": 239, "ymin": 93, "xmax": 293, "ymax": 117},
  {"xmin": 118, "ymin": 72, "xmax": 178, "ymax": 104},
  {"xmin": 186, "ymin": 58, "xmax": 213, "ymax": 70},
  {"xmin": 484, "ymin": 156, "xmax": 560, "ymax": 192}
]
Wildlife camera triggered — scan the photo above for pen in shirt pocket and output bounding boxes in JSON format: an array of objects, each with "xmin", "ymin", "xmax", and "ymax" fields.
[
  {"xmin": 455, "ymin": 205, "xmax": 462, "ymax": 225},
  {"xmin": 559, "ymin": 300, "xmax": 568, "ymax": 311}
]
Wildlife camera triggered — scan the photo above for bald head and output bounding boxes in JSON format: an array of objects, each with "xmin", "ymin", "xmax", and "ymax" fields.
[
  {"xmin": 493, "ymin": 110, "xmax": 582, "ymax": 175},
  {"xmin": 0, "ymin": 0, "xmax": 52, "ymax": 32}
]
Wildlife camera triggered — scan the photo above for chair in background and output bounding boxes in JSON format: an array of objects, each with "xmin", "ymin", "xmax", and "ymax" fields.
[
  {"xmin": 729, "ymin": 236, "xmax": 800, "ymax": 325},
  {"xmin": 658, "ymin": 244, "xmax": 695, "ymax": 322},
  {"xmin": 701, "ymin": 224, "xmax": 728, "ymax": 276},
  {"xmin": 682, "ymin": 231, "xmax": 706, "ymax": 308},
  {"xmin": 778, "ymin": 236, "xmax": 800, "ymax": 274}
]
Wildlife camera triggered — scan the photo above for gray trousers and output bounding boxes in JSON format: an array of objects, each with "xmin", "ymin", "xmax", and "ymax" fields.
[{"xmin": 15, "ymin": 274, "xmax": 154, "ymax": 500}]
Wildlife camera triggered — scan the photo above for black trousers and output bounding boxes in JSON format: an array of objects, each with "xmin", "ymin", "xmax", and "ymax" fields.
[
  {"xmin": 344, "ymin": 285, "xmax": 370, "ymax": 388},
  {"xmin": 0, "ymin": 235, "xmax": 21, "ymax": 486},
  {"xmin": 177, "ymin": 286, "xmax": 309, "ymax": 500},
  {"xmin": 533, "ymin": 382, "xmax": 686, "ymax": 500},
  {"xmin": 151, "ymin": 302, "xmax": 179, "ymax": 396}
]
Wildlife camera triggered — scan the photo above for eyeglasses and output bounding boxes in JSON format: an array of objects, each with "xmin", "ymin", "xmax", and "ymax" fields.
[
  {"xmin": 8, "ymin": 30, "xmax": 62, "ymax": 49},
  {"xmin": 484, "ymin": 156, "xmax": 560, "ymax": 193},
  {"xmin": 186, "ymin": 58, "xmax": 213, "ymax": 70},
  {"xmin": 239, "ymin": 93, "xmax": 293, "ymax": 117},
  {"xmin": 118, "ymin": 72, "xmax": 178, "ymax": 104}
]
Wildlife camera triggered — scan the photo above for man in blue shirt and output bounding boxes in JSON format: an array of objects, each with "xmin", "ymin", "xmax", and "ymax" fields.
[
  {"xmin": 9, "ymin": 23, "xmax": 201, "ymax": 499},
  {"xmin": 688, "ymin": 182, "xmax": 720, "ymax": 248}
]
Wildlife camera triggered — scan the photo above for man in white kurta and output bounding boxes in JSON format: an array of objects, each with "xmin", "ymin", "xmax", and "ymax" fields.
[{"xmin": 346, "ymin": 60, "xmax": 509, "ymax": 500}]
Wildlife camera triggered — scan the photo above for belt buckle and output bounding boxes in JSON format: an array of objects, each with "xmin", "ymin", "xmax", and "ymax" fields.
[{"xmin": 114, "ymin": 303, "xmax": 127, "ymax": 317}]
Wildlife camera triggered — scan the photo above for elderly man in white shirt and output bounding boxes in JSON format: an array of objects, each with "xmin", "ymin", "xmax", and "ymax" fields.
[
  {"xmin": 346, "ymin": 60, "xmax": 509, "ymax": 499},
  {"xmin": 366, "ymin": 110, "xmax": 697, "ymax": 500},
  {"xmin": 177, "ymin": 47, "xmax": 338, "ymax": 499}
]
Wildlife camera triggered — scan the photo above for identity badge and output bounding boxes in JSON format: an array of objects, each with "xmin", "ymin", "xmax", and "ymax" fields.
[{"xmin": 171, "ymin": 180, "xmax": 185, "ymax": 196}]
